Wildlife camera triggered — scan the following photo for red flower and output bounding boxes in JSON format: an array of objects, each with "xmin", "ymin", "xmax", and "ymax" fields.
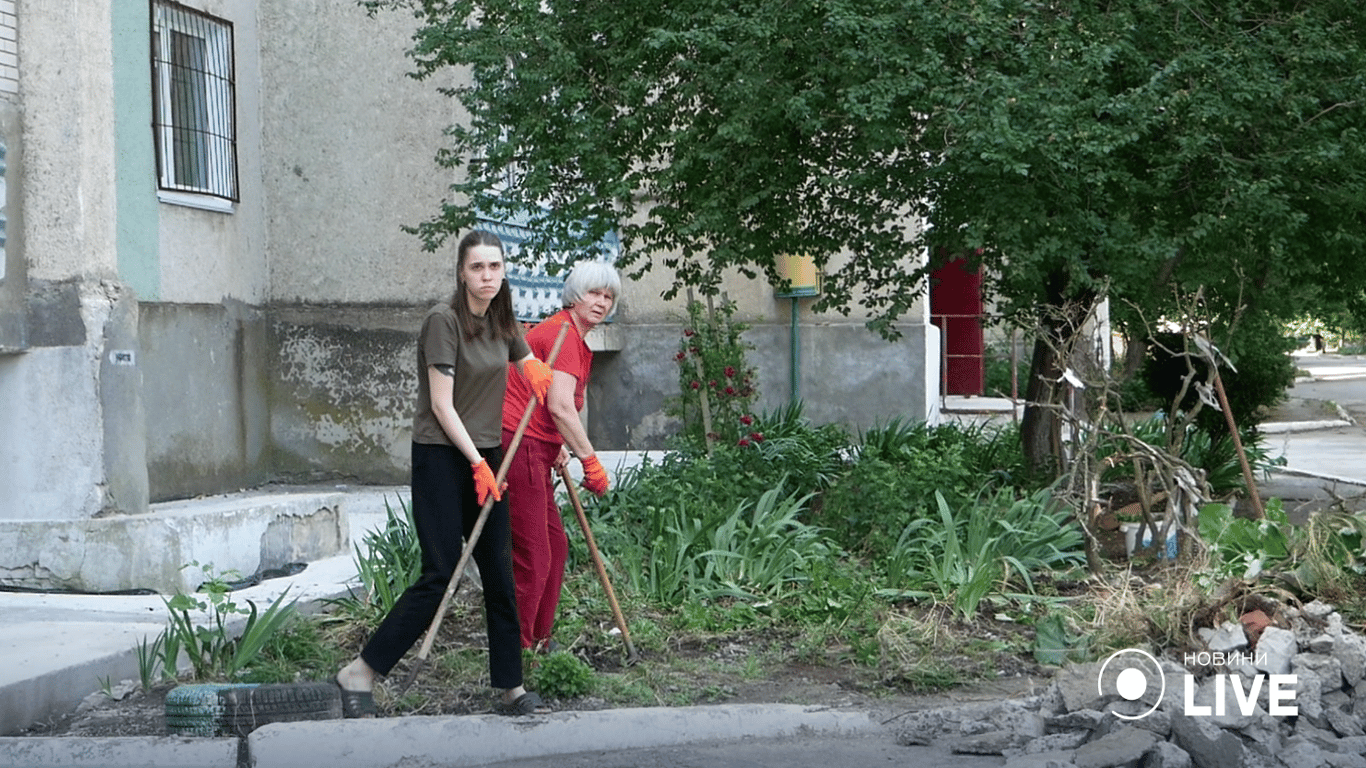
[
  {"xmin": 690, "ymin": 381, "xmax": 701, "ymax": 390},
  {"xmin": 709, "ymin": 380, "xmax": 718, "ymax": 388},
  {"xmin": 724, "ymin": 366, "xmax": 736, "ymax": 378},
  {"xmin": 683, "ymin": 329, "xmax": 695, "ymax": 337},
  {"xmin": 737, "ymin": 438, "xmax": 751, "ymax": 447},
  {"xmin": 739, "ymin": 414, "xmax": 754, "ymax": 425},
  {"xmin": 725, "ymin": 386, "xmax": 737, "ymax": 395},
  {"xmin": 675, "ymin": 351, "xmax": 686, "ymax": 361},
  {"xmin": 751, "ymin": 432, "xmax": 765, "ymax": 442}
]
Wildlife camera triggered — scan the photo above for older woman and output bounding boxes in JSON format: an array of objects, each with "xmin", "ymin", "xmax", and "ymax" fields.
[{"xmin": 501, "ymin": 260, "xmax": 622, "ymax": 651}]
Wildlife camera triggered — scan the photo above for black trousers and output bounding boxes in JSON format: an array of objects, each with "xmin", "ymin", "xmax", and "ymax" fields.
[{"xmin": 360, "ymin": 442, "xmax": 523, "ymax": 690}]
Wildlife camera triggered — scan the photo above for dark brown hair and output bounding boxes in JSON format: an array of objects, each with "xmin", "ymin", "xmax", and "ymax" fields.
[{"xmin": 451, "ymin": 230, "xmax": 521, "ymax": 343}]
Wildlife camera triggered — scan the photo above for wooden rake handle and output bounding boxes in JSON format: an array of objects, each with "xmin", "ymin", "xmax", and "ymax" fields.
[
  {"xmin": 398, "ymin": 322, "xmax": 572, "ymax": 692},
  {"xmin": 557, "ymin": 464, "xmax": 640, "ymax": 665}
]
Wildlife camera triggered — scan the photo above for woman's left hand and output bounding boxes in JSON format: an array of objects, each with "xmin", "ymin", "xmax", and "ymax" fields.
[{"xmin": 520, "ymin": 358, "xmax": 554, "ymax": 403}]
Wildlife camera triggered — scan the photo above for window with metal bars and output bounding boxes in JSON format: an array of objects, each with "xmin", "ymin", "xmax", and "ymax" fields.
[{"xmin": 151, "ymin": 1, "xmax": 238, "ymax": 202}]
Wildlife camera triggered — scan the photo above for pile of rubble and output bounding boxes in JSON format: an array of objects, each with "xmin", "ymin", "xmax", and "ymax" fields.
[{"xmin": 893, "ymin": 600, "xmax": 1366, "ymax": 768}]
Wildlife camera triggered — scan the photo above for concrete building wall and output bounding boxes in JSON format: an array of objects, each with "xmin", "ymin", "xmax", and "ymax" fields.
[
  {"xmin": 258, "ymin": 0, "xmax": 463, "ymax": 305},
  {"xmin": 136, "ymin": 0, "xmax": 276, "ymax": 502},
  {"xmin": 156, "ymin": 0, "xmax": 269, "ymax": 306},
  {"xmin": 140, "ymin": 302, "xmax": 273, "ymax": 502},
  {"xmin": 268, "ymin": 304, "xmax": 421, "ymax": 485},
  {"xmin": 0, "ymin": 0, "xmax": 130, "ymax": 524}
]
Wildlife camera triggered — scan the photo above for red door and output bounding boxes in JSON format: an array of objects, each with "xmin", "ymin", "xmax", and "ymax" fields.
[{"xmin": 930, "ymin": 257, "xmax": 985, "ymax": 396}]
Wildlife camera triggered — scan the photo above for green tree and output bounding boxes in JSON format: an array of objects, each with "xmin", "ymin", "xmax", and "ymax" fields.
[{"xmin": 367, "ymin": 0, "xmax": 1366, "ymax": 471}]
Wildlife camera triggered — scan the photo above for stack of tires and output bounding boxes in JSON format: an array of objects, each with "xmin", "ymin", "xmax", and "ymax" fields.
[{"xmin": 165, "ymin": 682, "xmax": 342, "ymax": 736}]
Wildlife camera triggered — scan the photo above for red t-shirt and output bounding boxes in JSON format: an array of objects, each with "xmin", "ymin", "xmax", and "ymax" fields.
[{"xmin": 502, "ymin": 310, "xmax": 591, "ymax": 446}]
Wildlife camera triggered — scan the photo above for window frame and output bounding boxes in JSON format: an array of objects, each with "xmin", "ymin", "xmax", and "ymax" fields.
[{"xmin": 150, "ymin": 1, "xmax": 239, "ymax": 206}]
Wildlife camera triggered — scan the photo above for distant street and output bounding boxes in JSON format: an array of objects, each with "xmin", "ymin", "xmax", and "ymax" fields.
[{"xmin": 1287, "ymin": 353, "xmax": 1366, "ymax": 426}]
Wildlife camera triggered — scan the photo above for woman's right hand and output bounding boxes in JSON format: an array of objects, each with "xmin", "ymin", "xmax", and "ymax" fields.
[{"xmin": 472, "ymin": 458, "xmax": 504, "ymax": 505}]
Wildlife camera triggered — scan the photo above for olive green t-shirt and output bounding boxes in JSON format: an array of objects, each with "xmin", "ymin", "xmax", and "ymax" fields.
[{"xmin": 412, "ymin": 303, "xmax": 530, "ymax": 449}]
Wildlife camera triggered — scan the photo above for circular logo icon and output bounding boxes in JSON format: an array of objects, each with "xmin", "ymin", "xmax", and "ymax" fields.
[{"xmin": 1097, "ymin": 648, "xmax": 1166, "ymax": 720}]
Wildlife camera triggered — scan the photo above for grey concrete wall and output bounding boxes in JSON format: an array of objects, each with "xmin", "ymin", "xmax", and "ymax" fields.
[
  {"xmin": 139, "ymin": 302, "xmax": 272, "ymax": 502},
  {"xmin": 18, "ymin": 0, "xmax": 118, "ymax": 282},
  {"xmin": 155, "ymin": 0, "xmax": 270, "ymax": 305},
  {"xmin": 269, "ymin": 304, "xmax": 425, "ymax": 484},
  {"xmin": 0, "ymin": 280, "xmax": 147, "ymax": 521},
  {"xmin": 588, "ymin": 321, "xmax": 938, "ymax": 449},
  {"xmin": 261, "ymin": 303, "xmax": 939, "ymax": 482},
  {"xmin": 0, "ymin": 104, "xmax": 24, "ymax": 353},
  {"xmin": 258, "ymin": 0, "xmax": 463, "ymax": 306}
]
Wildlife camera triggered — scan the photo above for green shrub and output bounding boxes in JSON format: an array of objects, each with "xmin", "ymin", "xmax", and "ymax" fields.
[
  {"xmin": 983, "ymin": 348, "xmax": 1029, "ymax": 399},
  {"xmin": 822, "ymin": 418, "xmax": 1023, "ymax": 558},
  {"xmin": 1140, "ymin": 321, "xmax": 1297, "ymax": 433},
  {"xmin": 669, "ymin": 297, "xmax": 758, "ymax": 449},
  {"xmin": 1098, "ymin": 412, "xmax": 1285, "ymax": 498},
  {"xmin": 532, "ymin": 651, "xmax": 595, "ymax": 698}
]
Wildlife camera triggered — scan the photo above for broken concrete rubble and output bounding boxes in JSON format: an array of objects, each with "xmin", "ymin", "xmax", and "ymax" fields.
[{"xmin": 893, "ymin": 600, "xmax": 1366, "ymax": 768}]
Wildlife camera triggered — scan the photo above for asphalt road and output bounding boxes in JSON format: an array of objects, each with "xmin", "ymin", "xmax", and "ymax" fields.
[{"xmin": 1287, "ymin": 353, "xmax": 1366, "ymax": 424}]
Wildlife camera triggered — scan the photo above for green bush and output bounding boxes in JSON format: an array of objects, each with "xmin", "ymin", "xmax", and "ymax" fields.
[
  {"xmin": 820, "ymin": 418, "xmax": 1036, "ymax": 558},
  {"xmin": 1098, "ymin": 412, "xmax": 1285, "ymax": 498},
  {"xmin": 156, "ymin": 563, "xmax": 299, "ymax": 682},
  {"xmin": 669, "ymin": 298, "xmax": 758, "ymax": 448},
  {"xmin": 532, "ymin": 651, "xmax": 595, "ymax": 698},
  {"xmin": 1139, "ymin": 320, "xmax": 1297, "ymax": 432}
]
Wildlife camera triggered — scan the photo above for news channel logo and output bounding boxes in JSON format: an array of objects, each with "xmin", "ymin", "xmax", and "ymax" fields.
[
  {"xmin": 1097, "ymin": 648, "xmax": 1166, "ymax": 720},
  {"xmin": 1097, "ymin": 648, "xmax": 1298, "ymax": 719}
]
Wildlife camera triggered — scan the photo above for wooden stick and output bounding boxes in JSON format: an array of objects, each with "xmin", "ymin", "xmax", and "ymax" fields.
[
  {"xmin": 557, "ymin": 465, "xmax": 641, "ymax": 666},
  {"xmin": 397, "ymin": 322, "xmax": 571, "ymax": 694},
  {"xmin": 1213, "ymin": 369, "xmax": 1265, "ymax": 520}
]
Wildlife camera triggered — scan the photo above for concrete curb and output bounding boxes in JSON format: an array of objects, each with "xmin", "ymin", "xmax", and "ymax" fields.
[
  {"xmin": 1260, "ymin": 419, "xmax": 1354, "ymax": 434},
  {"xmin": 0, "ymin": 735, "xmax": 238, "ymax": 768},
  {"xmin": 1273, "ymin": 467, "xmax": 1366, "ymax": 489},
  {"xmin": 0, "ymin": 703, "xmax": 883, "ymax": 768},
  {"xmin": 247, "ymin": 704, "xmax": 884, "ymax": 768}
]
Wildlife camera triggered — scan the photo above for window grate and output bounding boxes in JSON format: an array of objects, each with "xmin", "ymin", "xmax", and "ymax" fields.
[{"xmin": 151, "ymin": 1, "xmax": 238, "ymax": 202}]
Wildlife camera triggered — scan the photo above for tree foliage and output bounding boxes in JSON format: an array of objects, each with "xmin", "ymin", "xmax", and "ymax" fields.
[{"xmin": 366, "ymin": 0, "xmax": 1366, "ymax": 465}]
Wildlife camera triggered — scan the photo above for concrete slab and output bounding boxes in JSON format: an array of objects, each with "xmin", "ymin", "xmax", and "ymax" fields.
[
  {"xmin": 0, "ymin": 735, "xmax": 237, "ymax": 768},
  {"xmin": 247, "ymin": 704, "xmax": 882, "ymax": 768}
]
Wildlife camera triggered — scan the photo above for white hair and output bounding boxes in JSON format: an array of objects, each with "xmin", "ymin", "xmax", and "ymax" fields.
[{"xmin": 562, "ymin": 261, "xmax": 622, "ymax": 313}]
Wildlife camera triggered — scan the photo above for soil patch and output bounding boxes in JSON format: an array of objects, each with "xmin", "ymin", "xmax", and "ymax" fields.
[{"xmin": 18, "ymin": 598, "xmax": 1053, "ymax": 738}]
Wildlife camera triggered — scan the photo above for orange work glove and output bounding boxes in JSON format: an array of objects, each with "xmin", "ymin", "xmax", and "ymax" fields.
[
  {"xmin": 472, "ymin": 458, "xmax": 503, "ymax": 505},
  {"xmin": 520, "ymin": 358, "xmax": 554, "ymax": 403},
  {"xmin": 581, "ymin": 454, "xmax": 609, "ymax": 497}
]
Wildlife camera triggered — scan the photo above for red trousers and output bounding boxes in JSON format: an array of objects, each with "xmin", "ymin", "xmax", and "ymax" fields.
[{"xmin": 502, "ymin": 430, "xmax": 568, "ymax": 649}]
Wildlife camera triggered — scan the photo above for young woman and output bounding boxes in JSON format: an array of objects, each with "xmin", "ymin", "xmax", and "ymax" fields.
[
  {"xmin": 335, "ymin": 230, "xmax": 555, "ymax": 717},
  {"xmin": 501, "ymin": 261, "xmax": 622, "ymax": 651}
]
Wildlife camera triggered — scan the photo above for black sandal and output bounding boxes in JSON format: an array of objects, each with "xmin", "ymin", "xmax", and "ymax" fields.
[
  {"xmin": 496, "ymin": 691, "xmax": 551, "ymax": 716},
  {"xmin": 335, "ymin": 681, "xmax": 377, "ymax": 718}
]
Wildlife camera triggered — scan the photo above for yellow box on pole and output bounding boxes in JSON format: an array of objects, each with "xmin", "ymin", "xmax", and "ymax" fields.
[{"xmin": 774, "ymin": 253, "xmax": 821, "ymax": 297}]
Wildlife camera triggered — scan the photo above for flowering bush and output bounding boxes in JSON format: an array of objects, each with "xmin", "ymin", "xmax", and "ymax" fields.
[{"xmin": 670, "ymin": 298, "xmax": 758, "ymax": 450}]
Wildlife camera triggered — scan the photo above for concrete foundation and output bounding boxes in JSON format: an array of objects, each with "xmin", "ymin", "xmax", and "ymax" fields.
[{"xmin": 0, "ymin": 489, "xmax": 349, "ymax": 594}]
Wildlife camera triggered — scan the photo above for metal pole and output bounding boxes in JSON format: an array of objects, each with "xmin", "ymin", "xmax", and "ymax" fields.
[{"xmin": 790, "ymin": 296, "xmax": 800, "ymax": 404}]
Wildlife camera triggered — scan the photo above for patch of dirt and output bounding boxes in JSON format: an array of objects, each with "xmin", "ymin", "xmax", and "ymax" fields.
[{"xmin": 18, "ymin": 598, "xmax": 1055, "ymax": 738}]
